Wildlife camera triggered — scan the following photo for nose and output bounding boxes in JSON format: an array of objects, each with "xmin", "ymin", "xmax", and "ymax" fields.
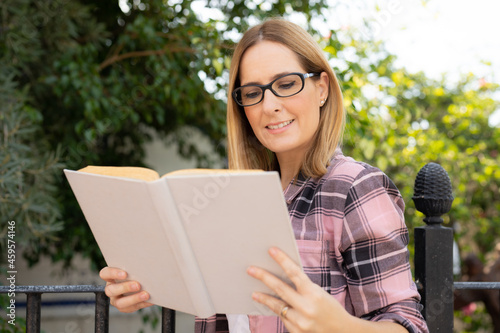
[{"xmin": 261, "ymin": 88, "xmax": 281, "ymax": 113}]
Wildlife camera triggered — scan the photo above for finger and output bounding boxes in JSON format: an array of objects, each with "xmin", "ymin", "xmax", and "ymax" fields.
[
  {"xmin": 112, "ymin": 291, "xmax": 152, "ymax": 312},
  {"xmin": 268, "ymin": 247, "xmax": 310, "ymax": 290},
  {"xmin": 105, "ymin": 280, "xmax": 141, "ymax": 298},
  {"xmin": 247, "ymin": 265, "xmax": 302, "ymax": 308},
  {"xmin": 252, "ymin": 291, "xmax": 290, "ymax": 317},
  {"xmin": 99, "ymin": 267, "xmax": 127, "ymax": 282},
  {"xmin": 116, "ymin": 300, "xmax": 155, "ymax": 313},
  {"xmin": 252, "ymin": 292, "xmax": 299, "ymax": 331}
]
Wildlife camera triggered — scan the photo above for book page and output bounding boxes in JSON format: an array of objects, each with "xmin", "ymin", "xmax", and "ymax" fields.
[
  {"xmin": 164, "ymin": 169, "xmax": 263, "ymax": 177},
  {"xmin": 64, "ymin": 170, "xmax": 196, "ymax": 314},
  {"xmin": 78, "ymin": 165, "xmax": 262, "ymax": 181},
  {"xmin": 79, "ymin": 166, "xmax": 160, "ymax": 182},
  {"xmin": 65, "ymin": 169, "xmax": 301, "ymax": 317},
  {"xmin": 147, "ymin": 180, "xmax": 215, "ymax": 317},
  {"xmin": 166, "ymin": 172, "xmax": 300, "ymax": 316}
]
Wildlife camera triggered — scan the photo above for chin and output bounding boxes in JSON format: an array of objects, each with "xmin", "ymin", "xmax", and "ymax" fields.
[{"xmin": 268, "ymin": 145, "xmax": 301, "ymax": 155}]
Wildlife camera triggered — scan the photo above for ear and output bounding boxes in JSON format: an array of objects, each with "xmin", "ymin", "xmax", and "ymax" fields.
[{"xmin": 317, "ymin": 72, "xmax": 329, "ymax": 101}]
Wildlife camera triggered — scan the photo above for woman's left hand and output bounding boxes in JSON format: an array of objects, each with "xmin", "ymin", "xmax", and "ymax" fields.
[{"xmin": 247, "ymin": 247, "xmax": 350, "ymax": 333}]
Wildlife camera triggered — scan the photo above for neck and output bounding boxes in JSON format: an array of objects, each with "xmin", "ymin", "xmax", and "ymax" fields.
[{"xmin": 277, "ymin": 152, "xmax": 304, "ymax": 190}]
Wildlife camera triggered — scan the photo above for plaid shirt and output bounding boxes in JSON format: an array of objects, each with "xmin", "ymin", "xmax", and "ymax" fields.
[{"xmin": 196, "ymin": 153, "xmax": 428, "ymax": 333}]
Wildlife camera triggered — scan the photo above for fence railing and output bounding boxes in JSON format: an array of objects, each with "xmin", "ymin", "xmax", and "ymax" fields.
[
  {"xmin": 0, "ymin": 285, "xmax": 109, "ymax": 332},
  {"xmin": 1, "ymin": 162, "xmax": 499, "ymax": 332},
  {"xmin": 412, "ymin": 162, "xmax": 500, "ymax": 332},
  {"xmin": 0, "ymin": 284, "xmax": 176, "ymax": 333}
]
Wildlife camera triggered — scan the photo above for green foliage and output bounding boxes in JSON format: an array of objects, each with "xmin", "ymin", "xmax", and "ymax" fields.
[
  {"xmin": 139, "ymin": 306, "xmax": 162, "ymax": 332},
  {"xmin": 0, "ymin": 267, "xmax": 27, "ymax": 331},
  {"xmin": 323, "ymin": 29, "xmax": 500, "ymax": 256},
  {"xmin": 1, "ymin": 1, "xmax": 499, "ymax": 330},
  {"xmin": 0, "ymin": 70, "xmax": 63, "ymax": 258},
  {"xmin": 1, "ymin": 0, "xmax": 330, "ymax": 269},
  {"xmin": 454, "ymin": 305, "xmax": 492, "ymax": 333},
  {"xmin": 0, "ymin": 76, "xmax": 50, "ymax": 332},
  {"xmin": 322, "ymin": 28, "xmax": 499, "ymax": 331},
  {"xmin": 0, "ymin": 293, "xmax": 26, "ymax": 332}
]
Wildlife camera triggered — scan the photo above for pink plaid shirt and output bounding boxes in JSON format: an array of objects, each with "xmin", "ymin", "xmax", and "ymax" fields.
[{"xmin": 195, "ymin": 152, "xmax": 428, "ymax": 333}]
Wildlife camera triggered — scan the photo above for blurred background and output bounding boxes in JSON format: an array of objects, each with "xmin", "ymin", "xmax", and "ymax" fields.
[{"xmin": 1, "ymin": 0, "xmax": 499, "ymax": 332}]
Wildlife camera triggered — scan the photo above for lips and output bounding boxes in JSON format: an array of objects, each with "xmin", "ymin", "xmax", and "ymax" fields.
[{"xmin": 266, "ymin": 119, "xmax": 294, "ymax": 130}]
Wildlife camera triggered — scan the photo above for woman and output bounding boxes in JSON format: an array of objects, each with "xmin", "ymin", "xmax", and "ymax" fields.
[{"xmin": 100, "ymin": 18, "xmax": 428, "ymax": 333}]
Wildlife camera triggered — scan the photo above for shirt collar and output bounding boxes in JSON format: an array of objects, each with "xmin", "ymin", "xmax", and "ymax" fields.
[
  {"xmin": 283, "ymin": 171, "xmax": 309, "ymax": 204},
  {"xmin": 282, "ymin": 148, "xmax": 344, "ymax": 204}
]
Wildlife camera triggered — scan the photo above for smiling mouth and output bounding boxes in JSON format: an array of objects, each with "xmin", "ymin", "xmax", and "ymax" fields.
[{"xmin": 266, "ymin": 120, "xmax": 294, "ymax": 130}]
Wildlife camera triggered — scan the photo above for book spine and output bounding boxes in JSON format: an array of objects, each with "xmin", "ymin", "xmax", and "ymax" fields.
[{"xmin": 148, "ymin": 180, "xmax": 215, "ymax": 317}]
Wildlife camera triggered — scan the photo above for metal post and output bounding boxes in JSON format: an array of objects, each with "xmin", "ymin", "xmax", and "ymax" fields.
[
  {"xmin": 413, "ymin": 162, "xmax": 455, "ymax": 332},
  {"xmin": 95, "ymin": 291, "xmax": 110, "ymax": 333},
  {"xmin": 26, "ymin": 293, "xmax": 41, "ymax": 333},
  {"xmin": 161, "ymin": 307, "xmax": 175, "ymax": 333}
]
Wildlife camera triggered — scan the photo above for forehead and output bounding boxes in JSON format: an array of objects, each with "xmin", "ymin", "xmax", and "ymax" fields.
[{"xmin": 239, "ymin": 40, "xmax": 304, "ymax": 85}]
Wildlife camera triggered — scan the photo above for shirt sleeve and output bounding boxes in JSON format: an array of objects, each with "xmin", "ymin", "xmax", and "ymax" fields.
[{"xmin": 339, "ymin": 165, "xmax": 428, "ymax": 333}]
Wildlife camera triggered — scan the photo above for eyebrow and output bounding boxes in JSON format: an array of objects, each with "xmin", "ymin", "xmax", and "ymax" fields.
[{"xmin": 241, "ymin": 71, "xmax": 293, "ymax": 86}]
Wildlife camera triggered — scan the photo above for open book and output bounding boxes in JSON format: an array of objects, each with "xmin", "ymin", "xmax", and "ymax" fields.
[{"xmin": 64, "ymin": 166, "xmax": 301, "ymax": 318}]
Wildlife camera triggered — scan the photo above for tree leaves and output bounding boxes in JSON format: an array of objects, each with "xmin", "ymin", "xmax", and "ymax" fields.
[
  {"xmin": 1, "ymin": 0, "xmax": 499, "ymax": 282},
  {"xmin": 0, "ymin": 71, "xmax": 63, "ymax": 260}
]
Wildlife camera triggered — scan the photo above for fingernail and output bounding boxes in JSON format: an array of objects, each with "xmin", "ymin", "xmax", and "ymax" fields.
[
  {"xmin": 269, "ymin": 247, "xmax": 278, "ymax": 256},
  {"xmin": 247, "ymin": 266, "xmax": 256, "ymax": 275},
  {"xmin": 140, "ymin": 292, "xmax": 149, "ymax": 301},
  {"xmin": 252, "ymin": 292, "xmax": 260, "ymax": 302},
  {"xmin": 118, "ymin": 271, "xmax": 126, "ymax": 279},
  {"xmin": 131, "ymin": 282, "xmax": 140, "ymax": 291}
]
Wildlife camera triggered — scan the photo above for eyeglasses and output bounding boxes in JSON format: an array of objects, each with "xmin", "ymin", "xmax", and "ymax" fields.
[{"xmin": 232, "ymin": 72, "xmax": 320, "ymax": 107}]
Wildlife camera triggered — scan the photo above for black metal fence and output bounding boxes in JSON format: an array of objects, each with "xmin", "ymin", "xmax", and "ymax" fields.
[
  {"xmin": 412, "ymin": 162, "xmax": 500, "ymax": 332},
  {"xmin": 0, "ymin": 284, "xmax": 175, "ymax": 333},
  {"xmin": 1, "ymin": 162, "xmax": 499, "ymax": 332},
  {"xmin": 0, "ymin": 285, "xmax": 109, "ymax": 332}
]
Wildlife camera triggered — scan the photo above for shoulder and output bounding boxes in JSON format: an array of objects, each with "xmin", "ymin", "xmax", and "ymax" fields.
[
  {"xmin": 320, "ymin": 153, "xmax": 394, "ymax": 191},
  {"xmin": 318, "ymin": 152, "xmax": 403, "ymax": 207}
]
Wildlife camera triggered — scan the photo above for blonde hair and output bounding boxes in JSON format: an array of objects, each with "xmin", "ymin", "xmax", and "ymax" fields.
[{"xmin": 227, "ymin": 18, "xmax": 345, "ymax": 178}]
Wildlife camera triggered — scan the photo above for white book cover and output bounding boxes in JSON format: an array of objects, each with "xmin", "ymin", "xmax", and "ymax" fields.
[{"xmin": 64, "ymin": 168, "xmax": 301, "ymax": 318}]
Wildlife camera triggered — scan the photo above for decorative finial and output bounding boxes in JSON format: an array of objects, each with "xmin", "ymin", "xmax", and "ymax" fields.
[{"xmin": 412, "ymin": 162, "xmax": 454, "ymax": 225}]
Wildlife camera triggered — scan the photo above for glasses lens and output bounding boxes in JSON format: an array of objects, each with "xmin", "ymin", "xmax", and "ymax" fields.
[
  {"xmin": 236, "ymin": 86, "xmax": 263, "ymax": 106},
  {"xmin": 233, "ymin": 73, "xmax": 307, "ymax": 107},
  {"xmin": 272, "ymin": 74, "xmax": 303, "ymax": 97}
]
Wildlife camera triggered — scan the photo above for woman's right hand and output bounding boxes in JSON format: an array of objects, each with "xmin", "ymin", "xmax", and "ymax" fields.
[{"xmin": 99, "ymin": 267, "xmax": 154, "ymax": 313}]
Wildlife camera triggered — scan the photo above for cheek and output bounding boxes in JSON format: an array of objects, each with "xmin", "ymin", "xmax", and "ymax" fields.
[
  {"xmin": 310, "ymin": 113, "xmax": 320, "ymax": 135},
  {"xmin": 303, "ymin": 99, "xmax": 321, "ymax": 128},
  {"xmin": 244, "ymin": 109, "xmax": 259, "ymax": 131}
]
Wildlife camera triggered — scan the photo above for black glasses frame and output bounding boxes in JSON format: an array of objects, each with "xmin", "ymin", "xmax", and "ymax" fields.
[{"xmin": 232, "ymin": 72, "xmax": 320, "ymax": 107}]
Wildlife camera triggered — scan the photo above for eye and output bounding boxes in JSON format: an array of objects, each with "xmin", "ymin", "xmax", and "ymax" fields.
[
  {"xmin": 274, "ymin": 76, "xmax": 301, "ymax": 92},
  {"xmin": 243, "ymin": 88, "xmax": 262, "ymax": 100},
  {"xmin": 277, "ymin": 80, "xmax": 296, "ymax": 90}
]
